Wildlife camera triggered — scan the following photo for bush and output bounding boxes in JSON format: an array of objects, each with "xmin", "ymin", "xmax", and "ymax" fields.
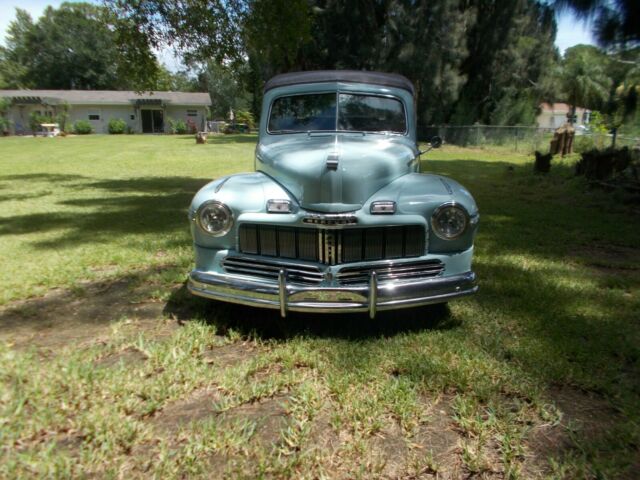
[
  {"xmin": 234, "ymin": 110, "xmax": 255, "ymax": 129},
  {"xmin": 108, "ymin": 118, "xmax": 127, "ymax": 134},
  {"xmin": 29, "ymin": 112, "xmax": 49, "ymax": 133},
  {"xmin": 0, "ymin": 117, "xmax": 12, "ymax": 135},
  {"xmin": 73, "ymin": 120, "xmax": 93, "ymax": 135},
  {"xmin": 168, "ymin": 118, "xmax": 188, "ymax": 134},
  {"xmin": 56, "ymin": 102, "xmax": 70, "ymax": 132}
]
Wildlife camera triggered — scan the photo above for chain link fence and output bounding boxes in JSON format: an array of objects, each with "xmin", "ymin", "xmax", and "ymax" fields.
[{"xmin": 420, "ymin": 125, "xmax": 639, "ymax": 154}]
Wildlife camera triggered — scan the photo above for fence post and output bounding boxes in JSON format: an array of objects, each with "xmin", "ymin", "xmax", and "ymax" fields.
[{"xmin": 611, "ymin": 128, "xmax": 617, "ymax": 149}]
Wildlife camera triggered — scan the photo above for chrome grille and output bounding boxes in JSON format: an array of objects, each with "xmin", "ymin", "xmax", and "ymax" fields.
[
  {"xmin": 238, "ymin": 224, "xmax": 425, "ymax": 265},
  {"xmin": 222, "ymin": 256, "xmax": 323, "ymax": 285},
  {"xmin": 337, "ymin": 260, "xmax": 444, "ymax": 285}
]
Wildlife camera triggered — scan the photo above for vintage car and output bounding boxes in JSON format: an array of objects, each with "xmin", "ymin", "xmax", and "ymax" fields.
[{"xmin": 188, "ymin": 71, "xmax": 478, "ymax": 318}]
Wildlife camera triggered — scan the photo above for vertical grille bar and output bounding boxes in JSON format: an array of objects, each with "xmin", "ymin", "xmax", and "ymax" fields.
[
  {"xmin": 260, "ymin": 226, "xmax": 277, "ymax": 256},
  {"xmin": 404, "ymin": 225, "xmax": 425, "ymax": 257},
  {"xmin": 278, "ymin": 227, "xmax": 296, "ymax": 258},
  {"xmin": 239, "ymin": 225, "xmax": 258, "ymax": 254},
  {"xmin": 298, "ymin": 228, "xmax": 318, "ymax": 261}
]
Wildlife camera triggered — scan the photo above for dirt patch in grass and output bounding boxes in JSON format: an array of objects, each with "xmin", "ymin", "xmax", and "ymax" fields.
[
  {"xmin": 551, "ymin": 385, "xmax": 621, "ymax": 437},
  {"xmin": 409, "ymin": 397, "xmax": 466, "ymax": 479},
  {"xmin": 202, "ymin": 342, "xmax": 258, "ymax": 369},
  {"xmin": 219, "ymin": 395, "xmax": 290, "ymax": 449},
  {"xmin": 308, "ymin": 402, "xmax": 341, "ymax": 452},
  {"xmin": 152, "ymin": 387, "xmax": 225, "ymax": 434},
  {"xmin": 0, "ymin": 271, "xmax": 180, "ymax": 350},
  {"xmin": 95, "ymin": 346, "xmax": 148, "ymax": 368},
  {"xmin": 151, "ymin": 387, "xmax": 289, "ymax": 451},
  {"xmin": 525, "ymin": 385, "xmax": 625, "ymax": 477}
]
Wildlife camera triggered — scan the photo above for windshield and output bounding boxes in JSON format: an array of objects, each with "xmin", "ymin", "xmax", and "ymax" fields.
[{"xmin": 268, "ymin": 93, "xmax": 406, "ymax": 134}]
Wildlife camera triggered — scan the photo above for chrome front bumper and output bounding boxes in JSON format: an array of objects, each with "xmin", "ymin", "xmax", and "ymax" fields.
[{"xmin": 188, "ymin": 269, "xmax": 477, "ymax": 318}]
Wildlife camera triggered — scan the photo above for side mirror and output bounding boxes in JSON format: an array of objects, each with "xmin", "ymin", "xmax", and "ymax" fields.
[{"xmin": 418, "ymin": 135, "xmax": 444, "ymax": 155}]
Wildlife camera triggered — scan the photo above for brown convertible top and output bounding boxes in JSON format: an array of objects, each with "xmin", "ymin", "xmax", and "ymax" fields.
[{"xmin": 264, "ymin": 70, "xmax": 414, "ymax": 95}]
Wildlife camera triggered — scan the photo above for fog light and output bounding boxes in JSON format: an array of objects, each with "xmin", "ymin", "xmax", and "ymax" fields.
[
  {"xmin": 370, "ymin": 201, "xmax": 396, "ymax": 214},
  {"xmin": 267, "ymin": 199, "xmax": 292, "ymax": 213}
]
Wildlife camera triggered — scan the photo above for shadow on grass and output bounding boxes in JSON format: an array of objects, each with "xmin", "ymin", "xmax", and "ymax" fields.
[
  {"xmin": 172, "ymin": 134, "xmax": 257, "ymax": 144},
  {"xmin": 207, "ymin": 134, "xmax": 258, "ymax": 145},
  {"xmin": 0, "ymin": 174, "xmax": 213, "ymax": 248},
  {"xmin": 163, "ymin": 282, "xmax": 456, "ymax": 340}
]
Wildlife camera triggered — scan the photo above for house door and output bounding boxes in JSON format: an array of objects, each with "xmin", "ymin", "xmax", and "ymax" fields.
[{"xmin": 141, "ymin": 109, "xmax": 164, "ymax": 133}]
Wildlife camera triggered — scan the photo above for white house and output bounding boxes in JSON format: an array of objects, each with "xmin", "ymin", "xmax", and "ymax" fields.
[
  {"xmin": 537, "ymin": 102, "xmax": 591, "ymax": 129},
  {"xmin": 0, "ymin": 90, "xmax": 211, "ymax": 134}
]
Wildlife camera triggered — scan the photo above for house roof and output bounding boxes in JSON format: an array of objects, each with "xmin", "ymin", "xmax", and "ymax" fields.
[
  {"xmin": 0, "ymin": 90, "xmax": 211, "ymax": 106},
  {"xmin": 264, "ymin": 70, "xmax": 415, "ymax": 95},
  {"xmin": 539, "ymin": 102, "xmax": 587, "ymax": 113}
]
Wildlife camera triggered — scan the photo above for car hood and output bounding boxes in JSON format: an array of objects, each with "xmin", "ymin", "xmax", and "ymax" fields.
[{"xmin": 256, "ymin": 133, "xmax": 417, "ymax": 213}]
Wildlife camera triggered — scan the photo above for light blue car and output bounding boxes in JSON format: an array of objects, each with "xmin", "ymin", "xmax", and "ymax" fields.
[{"xmin": 188, "ymin": 71, "xmax": 478, "ymax": 318}]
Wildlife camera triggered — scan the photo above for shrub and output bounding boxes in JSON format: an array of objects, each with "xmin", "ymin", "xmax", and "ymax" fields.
[
  {"xmin": 73, "ymin": 120, "xmax": 93, "ymax": 135},
  {"xmin": 56, "ymin": 102, "xmax": 70, "ymax": 132},
  {"xmin": 0, "ymin": 98, "xmax": 12, "ymax": 134},
  {"xmin": 108, "ymin": 118, "xmax": 127, "ymax": 134},
  {"xmin": 168, "ymin": 118, "xmax": 188, "ymax": 134},
  {"xmin": 234, "ymin": 110, "xmax": 255, "ymax": 129},
  {"xmin": 186, "ymin": 118, "xmax": 198, "ymax": 134},
  {"xmin": 29, "ymin": 112, "xmax": 49, "ymax": 133},
  {"xmin": 0, "ymin": 117, "xmax": 12, "ymax": 135}
]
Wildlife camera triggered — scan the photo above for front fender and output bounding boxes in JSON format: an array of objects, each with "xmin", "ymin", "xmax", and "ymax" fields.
[
  {"xmin": 364, "ymin": 173, "xmax": 479, "ymax": 253},
  {"xmin": 189, "ymin": 172, "xmax": 294, "ymax": 249}
]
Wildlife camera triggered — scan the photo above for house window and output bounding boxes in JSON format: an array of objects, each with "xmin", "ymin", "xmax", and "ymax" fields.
[
  {"xmin": 130, "ymin": 114, "xmax": 135, "ymax": 120},
  {"xmin": 187, "ymin": 109, "xmax": 198, "ymax": 117},
  {"xmin": 88, "ymin": 112, "xmax": 100, "ymax": 121}
]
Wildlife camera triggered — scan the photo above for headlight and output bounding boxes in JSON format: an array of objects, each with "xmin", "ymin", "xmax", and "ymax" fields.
[
  {"xmin": 431, "ymin": 203, "xmax": 469, "ymax": 240},
  {"xmin": 196, "ymin": 201, "xmax": 233, "ymax": 236}
]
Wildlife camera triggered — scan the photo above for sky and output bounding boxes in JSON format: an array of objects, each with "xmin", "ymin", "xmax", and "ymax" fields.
[{"xmin": 0, "ymin": 0, "xmax": 596, "ymax": 69}]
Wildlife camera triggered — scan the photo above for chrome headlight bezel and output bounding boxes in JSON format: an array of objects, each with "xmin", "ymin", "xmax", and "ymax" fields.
[
  {"xmin": 196, "ymin": 200, "xmax": 234, "ymax": 237},
  {"xmin": 430, "ymin": 202, "xmax": 470, "ymax": 240}
]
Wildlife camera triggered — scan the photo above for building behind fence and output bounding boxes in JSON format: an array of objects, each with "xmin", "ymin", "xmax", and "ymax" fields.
[{"xmin": 420, "ymin": 125, "xmax": 639, "ymax": 154}]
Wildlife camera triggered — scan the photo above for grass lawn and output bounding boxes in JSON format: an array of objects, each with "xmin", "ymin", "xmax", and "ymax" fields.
[{"xmin": 0, "ymin": 134, "xmax": 639, "ymax": 478}]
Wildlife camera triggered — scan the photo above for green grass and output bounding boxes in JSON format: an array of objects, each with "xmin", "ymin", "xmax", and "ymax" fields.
[
  {"xmin": 0, "ymin": 134, "xmax": 255, "ymax": 304},
  {"xmin": 0, "ymin": 135, "xmax": 638, "ymax": 478}
]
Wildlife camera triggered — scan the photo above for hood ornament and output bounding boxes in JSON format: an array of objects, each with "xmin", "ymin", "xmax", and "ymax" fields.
[{"xmin": 326, "ymin": 152, "xmax": 339, "ymax": 170}]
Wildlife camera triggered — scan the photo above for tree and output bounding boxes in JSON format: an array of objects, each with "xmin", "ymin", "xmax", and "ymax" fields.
[
  {"xmin": 106, "ymin": 0, "xmax": 561, "ymax": 125},
  {"xmin": 105, "ymin": 0, "xmax": 246, "ymax": 85},
  {"xmin": 560, "ymin": 45, "xmax": 612, "ymax": 123},
  {"xmin": 451, "ymin": 0, "xmax": 559, "ymax": 125},
  {"xmin": 0, "ymin": 9, "xmax": 35, "ymax": 88},
  {"xmin": 205, "ymin": 63, "xmax": 247, "ymax": 119},
  {"xmin": 154, "ymin": 65, "xmax": 203, "ymax": 92},
  {"xmin": 377, "ymin": 0, "xmax": 471, "ymax": 125},
  {"xmin": 0, "ymin": 3, "xmax": 155, "ymax": 90}
]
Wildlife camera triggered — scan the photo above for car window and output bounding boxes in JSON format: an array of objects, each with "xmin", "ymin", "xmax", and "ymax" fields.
[
  {"xmin": 338, "ymin": 94, "xmax": 406, "ymax": 133},
  {"xmin": 268, "ymin": 93, "xmax": 337, "ymax": 132},
  {"xmin": 268, "ymin": 92, "xmax": 407, "ymax": 134}
]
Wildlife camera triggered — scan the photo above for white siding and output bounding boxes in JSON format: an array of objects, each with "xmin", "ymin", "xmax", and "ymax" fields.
[
  {"xmin": 5, "ymin": 98, "xmax": 209, "ymax": 134},
  {"xmin": 165, "ymin": 106, "xmax": 207, "ymax": 133},
  {"xmin": 69, "ymin": 105, "xmax": 138, "ymax": 133}
]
